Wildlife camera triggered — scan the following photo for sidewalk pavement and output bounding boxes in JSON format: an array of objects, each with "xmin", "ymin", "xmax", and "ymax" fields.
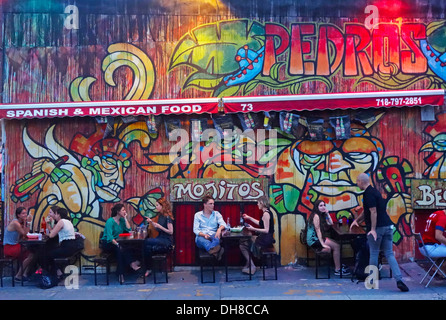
[{"xmin": 1, "ymin": 262, "xmax": 445, "ymax": 300}]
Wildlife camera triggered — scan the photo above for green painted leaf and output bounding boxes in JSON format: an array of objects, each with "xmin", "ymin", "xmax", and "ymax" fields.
[
  {"xmin": 283, "ymin": 184, "xmax": 300, "ymax": 212},
  {"xmin": 213, "ymin": 84, "xmax": 240, "ymax": 97},
  {"xmin": 258, "ymin": 145, "xmax": 287, "ymax": 164},
  {"xmin": 184, "ymin": 72, "xmax": 224, "ymax": 90},
  {"xmin": 169, "ymin": 19, "xmax": 265, "ymax": 76},
  {"xmin": 270, "ymin": 62, "xmax": 284, "ymax": 81},
  {"xmin": 242, "ymin": 80, "xmax": 260, "ymax": 95},
  {"xmin": 257, "ymin": 138, "xmax": 293, "ymax": 147}
]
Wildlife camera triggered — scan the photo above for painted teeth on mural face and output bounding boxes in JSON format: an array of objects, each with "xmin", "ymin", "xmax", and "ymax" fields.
[
  {"xmin": 100, "ymin": 186, "xmax": 119, "ymax": 197},
  {"xmin": 311, "ymin": 185, "xmax": 361, "ymax": 196},
  {"xmin": 311, "ymin": 171, "xmax": 361, "ymax": 196}
]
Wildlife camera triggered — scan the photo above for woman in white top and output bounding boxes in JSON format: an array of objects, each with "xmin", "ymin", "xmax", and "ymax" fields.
[{"xmin": 45, "ymin": 207, "xmax": 79, "ymax": 277}]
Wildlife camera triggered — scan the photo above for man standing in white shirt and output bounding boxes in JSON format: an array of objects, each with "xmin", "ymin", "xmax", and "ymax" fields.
[{"xmin": 193, "ymin": 195, "xmax": 227, "ymax": 260}]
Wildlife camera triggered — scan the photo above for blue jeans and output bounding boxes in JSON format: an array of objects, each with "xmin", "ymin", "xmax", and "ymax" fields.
[
  {"xmin": 367, "ymin": 225, "xmax": 403, "ymax": 282},
  {"xmin": 144, "ymin": 237, "xmax": 172, "ymax": 267},
  {"xmin": 195, "ymin": 235, "xmax": 220, "ymax": 252},
  {"xmin": 420, "ymin": 243, "xmax": 446, "ymax": 258}
]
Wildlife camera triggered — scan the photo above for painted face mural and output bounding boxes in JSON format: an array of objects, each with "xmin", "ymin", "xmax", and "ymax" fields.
[{"xmin": 288, "ymin": 121, "xmax": 384, "ymax": 214}]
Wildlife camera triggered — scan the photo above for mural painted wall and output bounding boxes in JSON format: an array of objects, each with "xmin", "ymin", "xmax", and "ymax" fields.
[{"xmin": 2, "ymin": 0, "xmax": 446, "ymax": 264}]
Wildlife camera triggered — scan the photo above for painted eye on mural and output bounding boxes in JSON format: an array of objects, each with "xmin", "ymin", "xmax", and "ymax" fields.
[
  {"xmin": 351, "ymin": 127, "xmax": 367, "ymax": 137},
  {"xmin": 99, "ymin": 158, "xmax": 119, "ymax": 175},
  {"xmin": 103, "ymin": 158, "xmax": 117, "ymax": 167},
  {"xmin": 345, "ymin": 152, "xmax": 370, "ymax": 163},
  {"xmin": 103, "ymin": 172, "xmax": 115, "ymax": 178},
  {"xmin": 433, "ymin": 134, "xmax": 446, "ymax": 151}
]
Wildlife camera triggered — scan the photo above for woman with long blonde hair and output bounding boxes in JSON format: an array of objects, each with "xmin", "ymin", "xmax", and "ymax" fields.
[{"xmin": 240, "ymin": 196, "xmax": 275, "ymax": 275}]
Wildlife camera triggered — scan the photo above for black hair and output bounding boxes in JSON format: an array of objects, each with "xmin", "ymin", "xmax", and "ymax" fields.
[
  {"xmin": 15, "ymin": 207, "xmax": 27, "ymax": 219},
  {"xmin": 305, "ymin": 200, "xmax": 330, "ymax": 239},
  {"xmin": 56, "ymin": 207, "xmax": 71, "ymax": 220},
  {"xmin": 50, "ymin": 206, "xmax": 61, "ymax": 214},
  {"xmin": 111, "ymin": 204, "xmax": 125, "ymax": 217}
]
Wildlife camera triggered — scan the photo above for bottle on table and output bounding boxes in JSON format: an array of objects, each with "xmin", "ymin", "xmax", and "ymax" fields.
[{"xmin": 40, "ymin": 219, "xmax": 46, "ymax": 235}]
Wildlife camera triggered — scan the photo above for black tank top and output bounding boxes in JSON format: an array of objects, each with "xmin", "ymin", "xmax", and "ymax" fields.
[{"xmin": 259, "ymin": 210, "xmax": 274, "ymax": 234}]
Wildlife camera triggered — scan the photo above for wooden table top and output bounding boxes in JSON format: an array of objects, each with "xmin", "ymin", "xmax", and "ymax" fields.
[{"xmin": 331, "ymin": 224, "xmax": 366, "ymax": 237}]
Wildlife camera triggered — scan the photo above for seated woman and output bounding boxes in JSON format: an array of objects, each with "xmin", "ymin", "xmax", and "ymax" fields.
[
  {"xmin": 45, "ymin": 206, "xmax": 61, "ymax": 250},
  {"xmin": 3, "ymin": 207, "xmax": 35, "ymax": 281},
  {"xmin": 45, "ymin": 208, "xmax": 80, "ymax": 278},
  {"xmin": 305, "ymin": 200, "xmax": 350, "ymax": 276},
  {"xmin": 144, "ymin": 197, "xmax": 174, "ymax": 277},
  {"xmin": 239, "ymin": 196, "xmax": 275, "ymax": 275},
  {"xmin": 101, "ymin": 203, "xmax": 141, "ymax": 284}
]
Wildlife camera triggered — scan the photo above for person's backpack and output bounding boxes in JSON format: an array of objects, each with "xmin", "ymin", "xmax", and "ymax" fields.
[
  {"xmin": 351, "ymin": 235, "xmax": 369, "ymax": 282},
  {"xmin": 38, "ymin": 270, "xmax": 59, "ymax": 289},
  {"xmin": 74, "ymin": 232, "xmax": 85, "ymax": 250}
]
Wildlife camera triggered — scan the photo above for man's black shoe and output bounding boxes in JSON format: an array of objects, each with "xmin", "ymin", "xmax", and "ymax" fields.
[{"xmin": 397, "ymin": 280, "xmax": 409, "ymax": 292}]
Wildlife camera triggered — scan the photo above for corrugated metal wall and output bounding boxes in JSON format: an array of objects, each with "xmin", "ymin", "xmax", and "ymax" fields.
[{"xmin": 2, "ymin": 0, "xmax": 446, "ymax": 265}]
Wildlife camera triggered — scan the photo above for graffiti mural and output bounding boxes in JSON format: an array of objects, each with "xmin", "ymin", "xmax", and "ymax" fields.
[
  {"xmin": 70, "ymin": 43, "xmax": 156, "ymax": 102},
  {"xmin": 10, "ymin": 120, "xmax": 159, "ymax": 258},
  {"xmin": 4, "ymin": 14, "xmax": 446, "ymax": 264},
  {"xmin": 169, "ymin": 19, "xmax": 446, "ymax": 98}
]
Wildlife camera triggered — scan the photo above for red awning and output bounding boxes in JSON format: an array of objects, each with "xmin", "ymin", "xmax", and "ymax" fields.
[
  {"xmin": 0, "ymin": 97, "xmax": 220, "ymax": 119},
  {"xmin": 223, "ymin": 89, "xmax": 445, "ymax": 113},
  {"xmin": 0, "ymin": 89, "xmax": 443, "ymax": 119}
]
